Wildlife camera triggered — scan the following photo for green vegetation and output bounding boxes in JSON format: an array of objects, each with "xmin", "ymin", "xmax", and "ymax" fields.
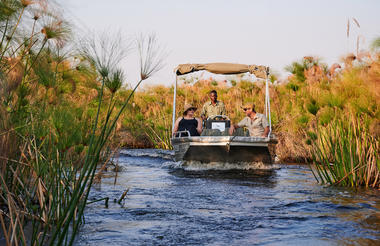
[
  {"xmin": 312, "ymin": 116, "xmax": 379, "ymax": 188},
  {"xmin": 0, "ymin": 1, "xmax": 164, "ymax": 245}
]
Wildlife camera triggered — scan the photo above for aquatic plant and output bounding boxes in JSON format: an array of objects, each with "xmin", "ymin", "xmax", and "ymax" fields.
[
  {"xmin": 311, "ymin": 115, "xmax": 379, "ymax": 188},
  {"xmin": 137, "ymin": 33, "xmax": 165, "ymax": 80},
  {"xmin": 0, "ymin": 1, "xmax": 165, "ymax": 244}
]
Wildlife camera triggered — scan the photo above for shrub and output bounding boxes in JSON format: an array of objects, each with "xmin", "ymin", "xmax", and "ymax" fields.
[
  {"xmin": 297, "ymin": 114, "xmax": 309, "ymax": 127},
  {"xmin": 306, "ymin": 99, "xmax": 319, "ymax": 115},
  {"xmin": 286, "ymin": 82, "xmax": 299, "ymax": 92},
  {"xmin": 307, "ymin": 131, "xmax": 317, "ymax": 140}
]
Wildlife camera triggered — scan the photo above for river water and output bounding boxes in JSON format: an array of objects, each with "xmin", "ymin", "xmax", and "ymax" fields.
[{"xmin": 75, "ymin": 149, "xmax": 380, "ymax": 246}]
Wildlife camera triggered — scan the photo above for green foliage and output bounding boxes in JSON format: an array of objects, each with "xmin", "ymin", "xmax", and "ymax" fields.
[
  {"xmin": 270, "ymin": 111, "xmax": 279, "ymax": 125},
  {"xmin": 51, "ymin": 106, "xmax": 84, "ymax": 151},
  {"xmin": 297, "ymin": 114, "xmax": 309, "ymax": 126},
  {"xmin": 311, "ymin": 116, "xmax": 379, "ymax": 188},
  {"xmin": 307, "ymin": 131, "xmax": 317, "ymax": 140},
  {"xmin": 306, "ymin": 99, "xmax": 319, "ymax": 115},
  {"xmin": 0, "ymin": 1, "xmax": 24, "ymax": 28},
  {"xmin": 318, "ymin": 107, "xmax": 334, "ymax": 126},
  {"xmin": 269, "ymin": 74, "xmax": 277, "ymax": 83},
  {"xmin": 165, "ymin": 107, "xmax": 172, "ymax": 115},
  {"xmin": 105, "ymin": 69, "xmax": 124, "ymax": 94},
  {"xmin": 238, "ymin": 81, "xmax": 256, "ymax": 92},
  {"xmin": 286, "ymin": 82, "xmax": 299, "ymax": 92},
  {"xmin": 135, "ymin": 113, "xmax": 144, "ymax": 121},
  {"xmin": 34, "ymin": 60, "xmax": 57, "ymax": 88},
  {"xmin": 285, "ymin": 62, "xmax": 306, "ymax": 82},
  {"xmin": 350, "ymin": 94, "xmax": 377, "ymax": 116},
  {"xmin": 322, "ymin": 93, "xmax": 344, "ymax": 109},
  {"xmin": 285, "ymin": 57, "xmax": 322, "ymax": 83}
]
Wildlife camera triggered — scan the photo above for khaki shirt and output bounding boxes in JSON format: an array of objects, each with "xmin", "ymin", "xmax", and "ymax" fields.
[
  {"xmin": 201, "ymin": 101, "xmax": 226, "ymax": 118},
  {"xmin": 237, "ymin": 113, "xmax": 269, "ymax": 137}
]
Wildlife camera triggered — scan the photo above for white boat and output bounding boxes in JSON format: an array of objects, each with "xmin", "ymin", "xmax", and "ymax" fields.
[{"xmin": 170, "ymin": 63, "xmax": 277, "ymax": 165}]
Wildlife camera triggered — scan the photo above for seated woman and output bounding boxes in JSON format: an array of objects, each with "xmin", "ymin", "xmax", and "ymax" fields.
[{"xmin": 173, "ymin": 104, "xmax": 202, "ymax": 137}]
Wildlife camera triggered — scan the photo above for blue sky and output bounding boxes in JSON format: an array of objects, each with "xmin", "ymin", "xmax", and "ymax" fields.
[{"xmin": 61, "ymin": 0, "xmax": 380, "ymax": 87}]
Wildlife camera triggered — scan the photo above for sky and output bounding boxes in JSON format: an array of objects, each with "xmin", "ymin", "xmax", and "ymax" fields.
[{"xmin": 61, "ymin": 0, "xmax": 380, "ymax": 87}]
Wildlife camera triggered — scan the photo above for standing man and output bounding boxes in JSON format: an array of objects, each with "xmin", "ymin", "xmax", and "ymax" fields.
[
  {"xmin": 201, "ymin": 90, "xmax": 226, "ymax": 121},
  {"xmin": 229, "ymin": 103, "xmax": 270, "ymax": 137}
]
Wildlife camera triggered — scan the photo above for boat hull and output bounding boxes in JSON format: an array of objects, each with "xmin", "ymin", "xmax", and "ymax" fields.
[{"xmin": 171, "ymin": 136, "xmax": 277, "ymax": 164}]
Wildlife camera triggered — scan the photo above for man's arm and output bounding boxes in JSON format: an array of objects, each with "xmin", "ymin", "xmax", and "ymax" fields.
[
  {"xmin": 229, "ymin": 118, "xmax": 245, "ymax": 135},
  {"xmin": 261, "ymin": 115, "xmax": 270, "ymax": 137},
  {"xmin": 232, "ymin": 123, "xmax": 240, "ymax": 129},
  {"xmin": 263, "ymin": 126, "xmax": 270, "ymax": 137}
]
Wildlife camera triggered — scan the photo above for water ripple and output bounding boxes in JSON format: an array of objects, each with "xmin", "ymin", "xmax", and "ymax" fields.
[{"xmin": 76, "ymin": 149, "xmax": 380, "ymax": 246}]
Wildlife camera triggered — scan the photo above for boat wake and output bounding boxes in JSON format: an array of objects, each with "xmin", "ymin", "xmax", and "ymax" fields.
[
  {"xmin": 119, "ymin": 149, "xmax": 174, "ymax": 160},
  {"xmin": 120, "ymin": 149, "xmax": 280, "ymax": 171},
  {"xmin": 162, "ymin": 160, "xmax": 280, "ymax": 171}
]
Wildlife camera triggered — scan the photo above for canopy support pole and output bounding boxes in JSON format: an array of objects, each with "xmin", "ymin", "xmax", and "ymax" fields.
[
  {"xmin": 171, "ymin": 75, "xmax": 178, "ymax": 134},
  {"xmin": 265, "ymin": 71, "xmax": 272, "ymax": 138}
]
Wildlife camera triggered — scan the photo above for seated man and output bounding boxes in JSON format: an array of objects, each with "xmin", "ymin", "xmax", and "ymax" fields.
[
  {"xmin": 229, "ymin": 103, "xmax": 270, "ymax": 137},
  {"xmin": 201, "ymin": 90, "xmax": 226, "ymax": 121}
]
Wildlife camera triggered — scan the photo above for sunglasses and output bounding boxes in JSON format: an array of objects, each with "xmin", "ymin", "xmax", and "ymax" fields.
[{"xmin": 243, "ymin": 108, "xmax": 252, "ymax": 111}]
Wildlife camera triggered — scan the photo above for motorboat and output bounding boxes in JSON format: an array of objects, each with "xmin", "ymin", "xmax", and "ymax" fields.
[{"xmin": 170, "ymin": 63, "xmax": 278, "ymax": 165}]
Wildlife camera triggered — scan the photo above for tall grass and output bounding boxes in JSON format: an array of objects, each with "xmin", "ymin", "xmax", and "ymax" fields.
[
  {"xmin": 0, "ymin": 1, "xmax": 165, "ymax": 245},
  {"xmin": 311, "ymin": 116, "xmax": 379, "ymax": 188}
]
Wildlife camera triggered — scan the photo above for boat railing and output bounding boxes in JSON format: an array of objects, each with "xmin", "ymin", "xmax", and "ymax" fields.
[{"xmin": 173, "ymin": 130, "xmax": 191, "ymax": 138}]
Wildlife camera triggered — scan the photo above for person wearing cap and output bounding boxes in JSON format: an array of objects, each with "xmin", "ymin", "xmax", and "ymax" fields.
[
  {"xmin": 173, "ymin": 104, "xmax": 202, "ymax": 136},
  {"xmin": 229, "ymin": 103, "xmax": 270, "ymax": 137},
  {"xmin": 200, "ymin": 90, "xmax": 226, "ymax": 121}
]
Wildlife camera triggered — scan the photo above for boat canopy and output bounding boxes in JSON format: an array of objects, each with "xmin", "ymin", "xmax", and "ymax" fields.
[{"xmin": 175, "ymin": 63, "xmax": 268, "ymax": 79}]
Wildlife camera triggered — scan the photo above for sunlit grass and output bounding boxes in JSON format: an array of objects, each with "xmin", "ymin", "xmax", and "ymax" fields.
[{"xmin": 311, "ymin": 116, "xmax": 379, "ymax": 188}]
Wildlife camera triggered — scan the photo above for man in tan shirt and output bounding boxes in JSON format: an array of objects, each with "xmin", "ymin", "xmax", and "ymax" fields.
[
  {"xmin": 200, "ymin": 90, "xmax": 226, "ymax": 120},
  {"xmin": 229, "ymin": 103, "xmax": 269, "ymax": 137}
]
